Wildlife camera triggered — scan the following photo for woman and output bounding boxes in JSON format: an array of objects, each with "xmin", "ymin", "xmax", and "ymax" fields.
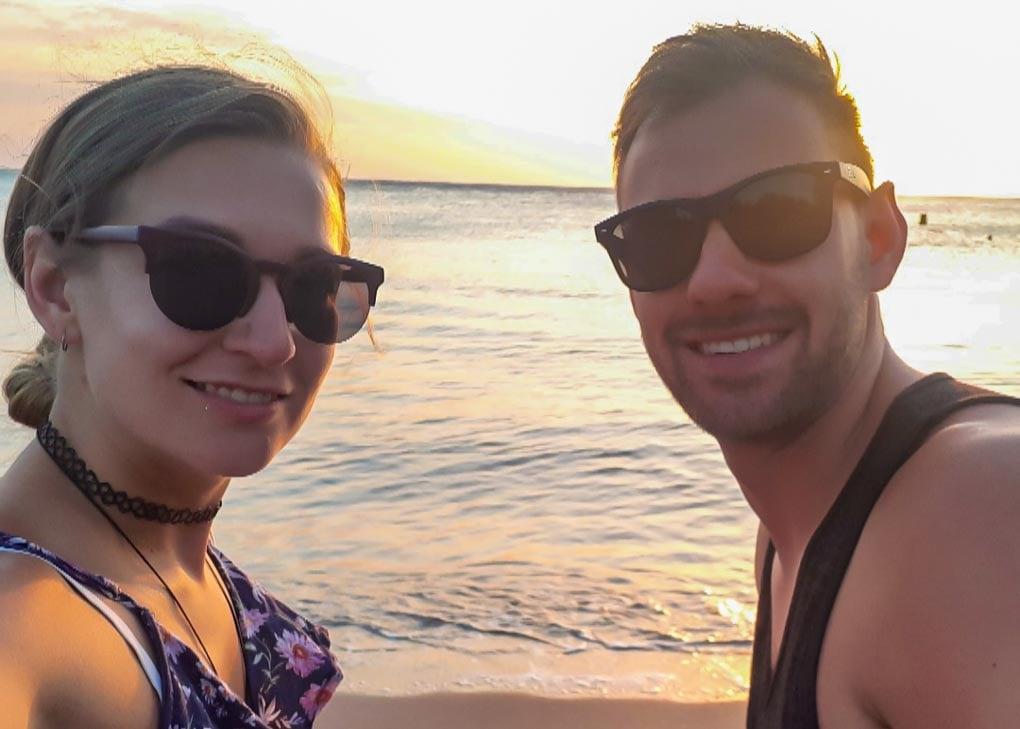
[{"xmin": 0, "ymin": 63, "xmax": 383, "ymax": 728}]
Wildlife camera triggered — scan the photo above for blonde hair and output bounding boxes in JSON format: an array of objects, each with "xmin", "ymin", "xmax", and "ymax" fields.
[
  {"xmin": 3, "ymin": 62, "xmax": 347, "ymax": 427},
  {"xmin": 3, "ymin": 336, "xmax": 60, "ymax": 428}
]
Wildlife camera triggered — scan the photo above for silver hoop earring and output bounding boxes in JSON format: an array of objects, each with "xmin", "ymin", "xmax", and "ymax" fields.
[{"xmin": 60, "ymin": 333, "xmax": 68, "ymax": 352}]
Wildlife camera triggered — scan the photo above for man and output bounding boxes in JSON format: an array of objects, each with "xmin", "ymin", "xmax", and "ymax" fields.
[{"xmin": 595, "ymin": 23, "xmax": 1020, "ymax": 728}]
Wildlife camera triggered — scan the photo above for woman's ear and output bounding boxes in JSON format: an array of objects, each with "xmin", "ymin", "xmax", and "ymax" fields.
[
  {"xmin": 863, "ymin": 181, "xmax": 908, "ymax": 292},
  {"xmin": 22, "ymin": 226, "xmax": 79, "ymax": 345}
]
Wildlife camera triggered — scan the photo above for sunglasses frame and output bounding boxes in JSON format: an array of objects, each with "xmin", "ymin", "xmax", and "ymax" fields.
[
  {"xmin": 57, "ymin": 224, "xmax": 384, "ymax": 343},
  {"xmin": 594, "ymin": 161, "xmax": 872, "ymax": 292}
]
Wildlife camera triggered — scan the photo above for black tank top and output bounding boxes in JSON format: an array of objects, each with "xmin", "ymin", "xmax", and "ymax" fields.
[{"xmin": 746, "ymin": 373, "xmax": 1020, "ymax": 729}]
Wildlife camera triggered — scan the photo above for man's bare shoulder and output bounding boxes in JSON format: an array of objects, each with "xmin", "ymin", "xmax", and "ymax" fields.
[
  {"xmin": 938, "ymin": 396, "xmax": 1020, "ymax": 432},
  {"xmin": 878, "ymin": 396, "xmax": 1020, "ymax": 594},
  {"xmin": 851, "ymin": 399, "xmax": 1020, "ymax": 727},
  {"xmin": 909, "ymin": 398, "xmax": 1020, "ymax": 497}
]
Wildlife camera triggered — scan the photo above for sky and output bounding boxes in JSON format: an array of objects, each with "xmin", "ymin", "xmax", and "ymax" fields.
[{"xmin": 2, "ymin": 0, "xmax": 1018, "ymax": 196}]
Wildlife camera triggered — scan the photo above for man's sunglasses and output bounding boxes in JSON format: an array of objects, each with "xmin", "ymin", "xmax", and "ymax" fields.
[
  {"xmin": 56, "ymin": 225, "xmax": 384, "ymax": 344},
  {"xmin": 594, "ymin": 161, "xmax": 872, "ymax": 292}
]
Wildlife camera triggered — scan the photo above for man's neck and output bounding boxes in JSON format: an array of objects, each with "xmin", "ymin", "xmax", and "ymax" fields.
[{"xmin": 721, "ymin": 339, "xmax": 921, "ymax": 563}]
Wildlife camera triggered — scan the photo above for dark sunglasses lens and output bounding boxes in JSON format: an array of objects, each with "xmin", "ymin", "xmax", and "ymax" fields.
[
  {"xmin": 147, "ymin": 238, "xmax": 248, "ymax": 331},
  {"xmin": 725, "ymin": 171, "xmax": 831, "ymax": 261},
  {"xmin": 610, "ymin": 205, "xmax": 705, "ymax": 291},
  {"xmin": 286, "ymin": 261, "xmax": 371, "ymax": 344}
]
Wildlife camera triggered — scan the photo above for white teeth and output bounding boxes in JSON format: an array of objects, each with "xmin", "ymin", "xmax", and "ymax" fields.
[
  {"xmin": 699, "ymin": 333, "xmax": 779, "ymax": 355},
  {"xmin": 196, "ymin": 383, "xmax": 276, "ymax": 404}
]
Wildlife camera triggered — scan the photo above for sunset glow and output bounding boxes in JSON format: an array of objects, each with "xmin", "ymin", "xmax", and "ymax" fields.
[{"xmin": 2, "ymin": 0, "xmax": 1019, "ymax": 195}]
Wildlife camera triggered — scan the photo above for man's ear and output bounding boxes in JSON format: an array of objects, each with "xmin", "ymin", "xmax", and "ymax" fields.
[
  {"xmin": 22, "ymin": 226, "xmax": 80, "ymax": 344},
  {"xmin": 863, "ymin": 181, "xmax": 908, "ymax": 292}
]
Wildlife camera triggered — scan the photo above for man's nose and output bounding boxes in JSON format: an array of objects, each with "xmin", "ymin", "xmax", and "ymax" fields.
[{"xmin": 683, "ymin": 220, "xmax": 760, "ymax": 305}]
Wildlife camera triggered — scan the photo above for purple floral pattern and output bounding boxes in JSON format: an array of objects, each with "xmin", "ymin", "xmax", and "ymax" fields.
[
  {"xmin": 275, "ymin": 629, "xmax": 327, "ymax": 678},
  {"xmin": 0, "ymin": 532, "xmax": 342, "ymax": 728}
]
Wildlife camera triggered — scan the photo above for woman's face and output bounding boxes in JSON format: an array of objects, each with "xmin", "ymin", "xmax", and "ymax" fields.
[{"xmin": 64, "ymin": 137, "xmax": 339, "ymax": 478}]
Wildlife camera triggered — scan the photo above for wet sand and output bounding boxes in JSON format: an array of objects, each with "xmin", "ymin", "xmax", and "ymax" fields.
[{"xmin": 323, "ymin": 692, "xmax": 746, "ymax": 729}]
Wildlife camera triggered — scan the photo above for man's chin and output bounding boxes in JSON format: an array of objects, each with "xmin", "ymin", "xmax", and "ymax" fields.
[{"xmin": 668, "ymin": 380, "xmax": 823, "ymax": 446}]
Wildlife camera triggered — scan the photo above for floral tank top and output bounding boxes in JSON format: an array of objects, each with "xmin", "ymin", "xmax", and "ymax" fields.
[{"xmin": 0, "ymin": 531, "xmax": 342, "ymax": 728}]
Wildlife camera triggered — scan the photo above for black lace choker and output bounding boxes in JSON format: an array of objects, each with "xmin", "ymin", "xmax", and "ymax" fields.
[
  {"xmin": 36, "ymin": 421, "xmax": 222, "ymax": 524},
  {"xmin": 36, "ymin": 419, "xmax": 233, "ymax": 676}
]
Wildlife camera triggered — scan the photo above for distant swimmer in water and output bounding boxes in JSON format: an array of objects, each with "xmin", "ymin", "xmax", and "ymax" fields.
[{"xmin": 595, "ymin": 22, "xmax": 1020, "ymax": 729}]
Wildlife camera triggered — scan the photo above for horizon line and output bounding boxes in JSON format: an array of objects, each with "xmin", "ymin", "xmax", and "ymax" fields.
[
  {"xmin": 345, "ymin": 178, "xmax": 613, "ymax": 194},
  {"xmin": 1, "ymin": 168, "xmax": 1017, "ymax": 199}
]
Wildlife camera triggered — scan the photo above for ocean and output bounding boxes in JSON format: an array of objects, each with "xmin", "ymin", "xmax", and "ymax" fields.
[{"xmin": 1, "ymin": 170, "xmax": 1018, "ymax": 700}]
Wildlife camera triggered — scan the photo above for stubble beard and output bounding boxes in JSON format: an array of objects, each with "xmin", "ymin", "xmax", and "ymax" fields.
[{"xmin": 654, "ymin": 297, "xmax": 870, "ymax": 447}]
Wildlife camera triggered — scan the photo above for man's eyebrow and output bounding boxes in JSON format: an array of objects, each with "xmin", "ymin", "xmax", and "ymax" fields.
[{"xmin": 156, "ymin": 216, "xmax": 331, "ymax": 257}]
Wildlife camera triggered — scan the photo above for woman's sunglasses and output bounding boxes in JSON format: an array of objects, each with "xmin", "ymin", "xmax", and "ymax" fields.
[
  {"xmin": 594, "ymin": 161, "xmax": 872, "ymax": 292},
  {"xmin": 57, "ymin": 225, "xmax": 384, "ymax": 344}
]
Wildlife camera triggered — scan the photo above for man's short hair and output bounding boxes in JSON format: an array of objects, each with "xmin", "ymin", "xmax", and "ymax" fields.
[{"xmin": 613, "ymin": 23, "xmax": 874, "ymax": 186}]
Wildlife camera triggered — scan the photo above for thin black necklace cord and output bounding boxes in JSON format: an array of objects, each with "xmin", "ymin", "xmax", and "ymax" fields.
[{"xmin": 36, "ymin": 421, "xmax": 226, "ymax": 676}]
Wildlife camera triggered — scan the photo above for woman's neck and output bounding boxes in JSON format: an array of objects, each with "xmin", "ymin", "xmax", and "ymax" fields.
[{"xmin": 9, "ymin": 418, "xmax": 228, "ymax": 575}]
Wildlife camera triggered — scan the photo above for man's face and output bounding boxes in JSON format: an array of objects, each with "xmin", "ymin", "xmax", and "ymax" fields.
[{"xmin": 616, "ymin": 81, "xmax": 874, "ymax": 445}]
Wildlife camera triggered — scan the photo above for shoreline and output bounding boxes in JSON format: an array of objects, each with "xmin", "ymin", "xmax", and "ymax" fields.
[
  {"xmin": 331, "ymin": 644, "xmax": 751, "ymax": 703},
  {"xmin": 327, "ymin": 692, "xmax": 746, "ymax": 729}
]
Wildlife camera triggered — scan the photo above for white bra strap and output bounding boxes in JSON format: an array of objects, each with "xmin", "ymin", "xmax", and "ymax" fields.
[{"xmin": 0, "ymin": 547, "xmax": 164, "ymax": 703}]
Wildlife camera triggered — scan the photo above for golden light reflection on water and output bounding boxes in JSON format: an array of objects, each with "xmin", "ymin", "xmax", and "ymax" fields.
[
  {"xmin": 299, "ymin": 205, "xmax": 1016, "ymax": 698},
  {"xmin": 881, "ymin": 244, "xmax": 1020, "ymax": 385},
  {"xmin": 716, "ymin": 597, "xmax": 756, "ymax": 628},
  {"xmin": 1, "ymin": 182, "xmax": 1016, "ymax": 701}
]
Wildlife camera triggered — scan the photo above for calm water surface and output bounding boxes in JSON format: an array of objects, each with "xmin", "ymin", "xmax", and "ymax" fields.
[{"xmin": 1, "ymin": 172, "xmax": 1017, "ymax": 699}]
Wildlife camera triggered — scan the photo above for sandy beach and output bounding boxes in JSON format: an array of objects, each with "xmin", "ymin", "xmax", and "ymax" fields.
[{"xmin": 327, "ymin": 693, "xmax": 746, "ymax": 729}]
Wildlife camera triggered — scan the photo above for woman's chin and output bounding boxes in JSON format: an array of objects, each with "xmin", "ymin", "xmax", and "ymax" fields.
[
  {"xmin": 186, "ymin": 447, "xmax": 281, "ymax": 481},
  {"xmin": 218, "ymin": 454, "xmax": 278, "ymax": 479}
]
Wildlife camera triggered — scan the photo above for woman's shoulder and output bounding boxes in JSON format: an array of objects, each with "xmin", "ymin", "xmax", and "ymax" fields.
[
  {"xmin": 0, "ymin": 536, "xmax": 161, "ymax": 729},
  {"xmin": 0, "ymin": 544, "xmax": 91, "ymax": 676},
  {"xmin": 0, "ymin": 538, "xmax": 87, "ymax": 622},
  {"xmin": 0, "ymin": 551, "xmax": 54, "ymax": 728},
  {"xmin": 0, "ymin": 530, "xmax": 113, "ymax": 602},
  {"xmin": 0, "ymin": 532, "xmax": 121, "ymax": 596}
]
